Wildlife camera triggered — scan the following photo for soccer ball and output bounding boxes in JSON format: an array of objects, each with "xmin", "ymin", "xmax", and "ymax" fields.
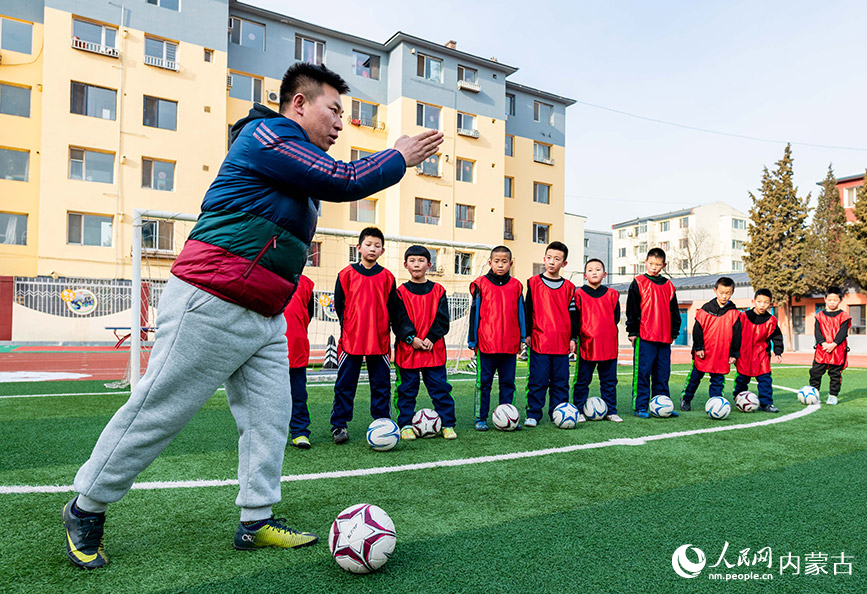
[
  {"xmin": 551, "ymin": 402, "xmax": 579, "ymax": 429},
  {"xmin": 411, "ymin": 408, "xmax": 441, "ymax": 438},
  {"xmin": 366, "ymin": 418, "xmax": 400, "ymax": 451},
  {"xmin": 705, "ymin": 396, "xmax": 731, "ymax": 420},
  {"xmin": 735, "ymin": 391, "xmax": 759, "ymax": 413},
  {"xmin": 492, "ymin": 403, "xmax": 520, "ymax": 431},
  {"xmin": 583, "ymin": 396, "xmax": 608, "ymax": 421},
  {"xmin": 329, "ymin": 503, "xmax": 396, "ymax": 574},
  {"xmin": 797, "ymin": 386, "xmax": 820, "ymax": 405},
  {"xmin": 649, "ymin": 395, "xmax": 674, "ymax": 418}
]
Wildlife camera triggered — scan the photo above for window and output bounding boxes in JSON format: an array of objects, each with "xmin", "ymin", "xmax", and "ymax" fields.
[
  {"xmin": 455, "ymin": 251, "xmax": 472, "ymax": 275},
  {"xmin": 416, "ymin": 102, "xmax": 440, "ymax": 130},
  {"xmin": 732, "ymin": 239, "xmax": 745, "ymax": 250},
  {"xmin": 617, "ymin": 247, "xmax": 626, "ymax": 258},
  {"xmin": 143, "ymin": 96, "xmax": 177, "ymax": 130},
  {"xmin": 70, "ymin": 82, "xmax": 116, "ymax": 120},
  {"xmin": 204, "ymin": 48, "xmax": 214, "ymax": 62},
  {"xmin": 0, "ymin": 83, "xmax": 30, "ymax": 117},
  {"xmin": 533, "ymin": 142, "xmax": 552, "ymax": 164},
  {"xmin": 679, "ymin": 238, "xmax": 688, "ymax": 249},
  {"xmin": 504, "ymin": 217, "xmax": 514, "ymax": 240},
  {"xmin": 660, "ymin": 221, "xmax": 670, "ymax": 232},
  {"xmin": 660, "ymin": 241, "xmax": 670, "ymax": 251},
  {"xmin": 294, "ymin": 34, "xmax": 324, "ymax": 64},
  {"xmin": 505, "ymin": 134, "xmax": 514, "ymax": 157},
  {"xmin": 147, "ymin": 0, "xmax": 180, "ymax": 9},
  {"xmin": 534, "ymin": 101, "xmax": 553, "ymax": 124},
  {"xmin": 792, "ymin": 306, "xmax": 805, "ymax": 334},
  {"xmin": 504, "ymin": 176, "xmax": 513, "ymax": 198},
  {"xmin": 69, "ymin": 148, "xmax": 114, "ymax": 183},
  {"xmin": 0, "ymin": 212, "xmax": 26, "ymax": 245},
  {"xmin": 417, "ymin": 53, "xmax": 443, "ymax": 82},
  {"xmin": 584, "ymin": 238, "xmax": 590, "ymax": 248},
  {"xmin": 844, "ymin": 187, "xmax": 858, "ymax": 208},
  {"xmin": 679, "ymin": 216, "xmax": 689, "ymax": 228},
  {"xmin": 350, "ymin": 199, "xmax": 376, "ymax": 223},
  {"xmin": 637, "ymin": 223, "xmax": 647, "ymax": 234},
  {"xmin": 142, "ymin": 158, "xmax": 175, "ymax": 191},
  {"xmin": 456, "ymin": 159, "xmax": 474, "ymax": 183},
  {"xmin": 618, "ymin": 229, "xmax": 627, "ymax": 239},
  {"xmin": 229, "ymin": 72, "xmax": 263, "ymax": 103},
  {"xmin": 349, "ymin": 246, "xmax": 360, "ymax": 264},
  {"xmin": 533, "ymin": 223, "xmax": 550, "ymax": 244},
  {"xmin": 144, "ymin": 36, "xmax": 179, "ymax": 70},
  {"xmin": 1, "ymin": 17, "xmax": 32, "ymax": 54},
  {"xmin": 732, "ymin": 218, "xmax": 747, "ymax": 230},
  {"xmin": 351, "ymin": 148, "xmax": 375, "ymax": 160},
  {"xmin": 350, "ymin": 99, "xmax": 379, "ymax": 128},
  {"xmin": 457, "ymin": 112, "xmax": 477, "ymax": 136},
  {"xmin": 417, "ymin": 154, "xmax": 440, "ymax": 177},
  {"xmin": 618, "ymin": 266, "xmax": 626, "ymax": 276},
  {"xmin": 533, "ymin": 182, "xmax": 550, "ymax": 204},
  {"xmin": 415, "ymin": 198, "xmax": 440, "ymax": 225},
  {"xmin": 732, "ymin": 260, "xmax": 744, "ymax": 272},
  {"xmin": 455, "ymin": 204, "xmax": 474, "ymax": 229},
  {"xmin": 638, "ymin": 242, "xmax": 647, "ymax": 253},
  {"xmin": 0, "ymin": 147, "xmax": 28, "ymax": 181},
  {"xmin": 229, "ymin": 17, "xmax": 265, "ymax": 51},
  {"xmin": 505, "ymin": 93, "xmax": 515, "ymax": 116},
  {"xmin": 850, "ymin": 305, "xmax": 865, "ymax": 335},
  {"xmin": 67, "ymin": 213, "xmax": 112, "ymax": 246},
  {"xmin": 532, "ymin": 263, "xmax": 545, "ymax": 276},
  {"xmin": 457, "ymin": 65, "xmax": 477, "ymax": 84},
  {"xmin": 72, "ymin": 19, "xmax": 117, "ymax": 55},
  {"xmin": 428, "ymin": 248, "xmax": 439, "ymax": 271},
  {"xmin": 142, "ymin": 219, "xmax": 174, "ymax": 252},
  {"xmin": 352, "ymin": 50, "xmax": 380, "ymax": 79},
  {"xmin": 679, "ymin": 259, "xmax": 689, "ymax": 271},
  {"xmin": 306, "ymin": 242, "xmax": 321, "ymax": 267}
]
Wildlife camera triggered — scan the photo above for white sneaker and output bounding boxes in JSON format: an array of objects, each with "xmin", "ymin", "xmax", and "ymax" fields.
[
  {"xmin": 524, "ymin": 417, "xmax": 538, "ymax": 427},
  {"xmin": 606, "ymin": 414, "xmax": 623, "ymax": 423},
  {"xmin": 827, "ymin": 395, "xmax": 838, "ymax": 405},
  {"xmin": 576, "ymin": 413, "xmax": 587, "ymax": 423}
]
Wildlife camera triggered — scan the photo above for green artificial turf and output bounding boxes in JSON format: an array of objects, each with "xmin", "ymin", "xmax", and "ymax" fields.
[{"xmin": 0, "ymin": 365, "xmax": 865, "ymax": 593}]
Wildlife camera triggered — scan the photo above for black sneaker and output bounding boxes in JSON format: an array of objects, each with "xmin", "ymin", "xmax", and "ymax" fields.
[
  {"xmin": 332, "ymin": 427, "xmax": 349, "ymax": 444},
  {"xmin": 234, "ymin": 517, "xmax": 318, "ymax": 550},
  {"xmin": 62, "ymin": 497, "xmax": 108, "ymax": 569},
  {"xmin": 761, "ymin": 404, "xmax": 780, "ymax": 413},
  {"xmin": 680, "ymin": 398, "xmax": 691, "ymax": 411}
]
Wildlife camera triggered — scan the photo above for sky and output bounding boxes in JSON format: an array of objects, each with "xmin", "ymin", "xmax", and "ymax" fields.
[{"xmin": 248, "ymin": 0, "xmax": 867, "ymax": 231}]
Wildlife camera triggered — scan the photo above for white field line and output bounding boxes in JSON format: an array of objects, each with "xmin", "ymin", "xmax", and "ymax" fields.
[{"xmin": 0, "ymin": 403, "xmax": 820, "ymax": 495}]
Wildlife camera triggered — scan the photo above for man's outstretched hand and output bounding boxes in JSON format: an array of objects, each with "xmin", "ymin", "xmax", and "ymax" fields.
[{"xmin": 394, "ymin": 129, "xmax": 444, "ymax": 167}]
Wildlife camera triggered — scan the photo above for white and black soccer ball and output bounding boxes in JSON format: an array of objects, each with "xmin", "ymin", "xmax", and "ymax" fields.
[
  {"xmin": 705, "ymin": 396, "xmax": 731, "ymax": 420},
  {"xmin": 491, "ymin": 403, "xmax": 520, "ymax": 431},
  {"xmin": 551, "ymin": 402, "xmax": 579, "ymax": 429},
  {"xmin": 329, "ymin": 503, "xmax": 396, "ymax": 574},
  {"xmin": 735, "ymin": 391, "xmax": 759, "ymax": 413},
  {"xmin": 411, "ymin": 408, "xmax": 441, "ymax": 438},
  {"xmin": 582, "ymin": 396, "xmax": 608, "ymax": 421},
  {"xmin": 797, "ymin": 386, "xmax": 820, "ymax": 405},
  {"xmin": 649, "ymin": 394, "xmax": 674, "ymax": 418},
  {"xmin": 366, "ymin": 418, "xmax": 400, "ymax": 451}
]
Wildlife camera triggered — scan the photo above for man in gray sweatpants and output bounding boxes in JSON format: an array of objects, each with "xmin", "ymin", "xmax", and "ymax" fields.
[{"xmin": 63, "ymin": 62, "xmax": 443, "ymax": 569}]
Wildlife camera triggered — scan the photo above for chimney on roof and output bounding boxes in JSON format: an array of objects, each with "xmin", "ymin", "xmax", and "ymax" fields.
[{"xmin": 445, "ymin": 40, "xmax": 457, "ymax": 49}]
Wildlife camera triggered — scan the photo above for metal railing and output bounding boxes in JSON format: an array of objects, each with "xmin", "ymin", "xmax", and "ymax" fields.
[
  {"xmin": 144, "ymin": 55, "xmax": 179, "ymax": 71},
  {"xmin": 457, "ymin": 128, "xmax": 480, "ymax": 138},
  {"xmin": 71, "ymin": 37, "xmax": 119, "ymax": 58},
  {"xmin": 457, "ymin": 80, "xmax": 481, "ymax": 92}
]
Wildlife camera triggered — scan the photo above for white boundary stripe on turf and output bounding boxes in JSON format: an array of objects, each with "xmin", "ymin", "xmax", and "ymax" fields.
[{"xmin": 0, "ymin": 404, "xmax": 820, "ymax": 495}]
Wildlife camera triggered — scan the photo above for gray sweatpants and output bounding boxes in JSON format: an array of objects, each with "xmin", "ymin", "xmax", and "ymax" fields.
[{"xmin": 74, "ymin": 275, "xmax": 291, "ymax": 521}]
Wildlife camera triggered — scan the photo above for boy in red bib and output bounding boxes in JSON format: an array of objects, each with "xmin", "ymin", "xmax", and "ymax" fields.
[
  {"xmin": 330, "ymin": 227, "xmax": 413, "ymax": 444},
  {"xmin": 283, "ymin": 274, "xmax": 315, "ymax": 448},
  {"xmin": 733, "ymin": 288, "xmax": 783, "ymax": 413},
  {"xmin": 680, "ymin": 277, "xmax": 741, "ymax": 410},
  {"xmin": 392, "ymin": 246, "xmax": 457, "ymax": 440},
  {"xmin": 524, "ymin": 241, "xmax": 578, "ymax": 426},
  {"xmin": 468, "ymin": 246, "xmax": 526, "ymax": 431},
  {"xmin": 573, "ymin": 258, "xmax": 622, "ymax": 422},
  {"xmin": 809, "ymin": 286, "xmax": 851, "ymax": 405}
]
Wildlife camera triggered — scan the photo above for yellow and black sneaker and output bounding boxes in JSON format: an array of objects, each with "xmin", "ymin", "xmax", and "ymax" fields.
[
  {"xmin": 62, "ymin": 497, "xmax": 108, "ymax": 569},
  {"xmin": 233, "ymin": 517, "xmax": 318, "ymax": 550}
]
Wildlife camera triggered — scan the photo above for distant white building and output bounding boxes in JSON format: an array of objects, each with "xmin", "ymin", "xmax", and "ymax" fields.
[{"xmin": 610, "ymin": 202, "xmax": 749, "ymax": 284}]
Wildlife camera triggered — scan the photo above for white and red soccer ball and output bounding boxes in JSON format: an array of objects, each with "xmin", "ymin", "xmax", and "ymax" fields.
[
  {"xmin": 411, "ymin": 408, "xmax": 441, "ymax": 438},
  {"xmin": 329, "ymin": 503, "xmax": 396, "ymax": 573},
  {"xmin": 491, "ymin": 403, "xmax": 520, "ymax": 431},
  {"xmin": 734, "ymin": 391, "xmax": 759, "ymax": 413}
]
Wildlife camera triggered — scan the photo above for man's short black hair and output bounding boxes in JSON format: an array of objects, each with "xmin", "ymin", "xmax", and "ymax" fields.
[
  {"xmin": 491, "ymin": 246, "xmax": 512, "ymax": 259},
  {"xmin": 404, "ymin": 245, "xmax": 431, "ymax": 263},
  {"xmin": 585, "ymin": 258, "xmax": 605, "ymax": 272},
  {"xmin": 647, "ymin": 247, "xmax": 666, "ymax": 263},
  {"xmin": 280, "ymin": 63, "xmax": 350, "ymax": 110},
  {"xmin": 546, "ymin": 241, "xmax": 569, "ymax": 260},
  {"xmin": 754, "ymin": 288, "xmax": 773, "ymax": 300},
  {"xmin": 715, "ymin": 277, "xmax": 735, "ymax": 289},
  {"xmin": 358, "ymin": 226, "xmax": 384, "ymax": 245},
  {"xmin": 826, "ymin": 286, "xmax": 843, "ymax": 297}
]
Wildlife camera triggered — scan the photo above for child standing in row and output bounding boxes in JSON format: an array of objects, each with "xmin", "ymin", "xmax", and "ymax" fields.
[
  {"xmin": 733, "ymin": 288, "xmax": 783, "ymax": 413},
  {"xmin": 810, "ymin": 287, "xmax": 851, "ymax": 405}
]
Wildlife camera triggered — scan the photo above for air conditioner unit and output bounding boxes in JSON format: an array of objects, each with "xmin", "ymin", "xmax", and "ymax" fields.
[
  {"xmin": 266, "ymin": 90, "xmax": 279, "ymax": 104},
  {"xmin": 226, "ymin": 75, "xmax": 233, "ymax": 89},
  {"xmin": 627, "ymin": 231, "xmax": 634, "ymax": 238}
]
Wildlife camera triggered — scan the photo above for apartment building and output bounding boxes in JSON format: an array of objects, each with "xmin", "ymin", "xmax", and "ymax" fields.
[{"xmin": 832, "ymin": 172, "xmax": 863, "ymax": 223}]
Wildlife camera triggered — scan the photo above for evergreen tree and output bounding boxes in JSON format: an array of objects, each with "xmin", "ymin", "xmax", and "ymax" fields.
[
  {"xmin": 743, "ymin": 144, "xmax": 810, "ymax": 347},
  {"xmin": 846, "ymin": 171, "xmax": 867, "ymax": 291},
  {"xmin": 804, "ymin": 165, "xmax": 848, "ymax": 290}
]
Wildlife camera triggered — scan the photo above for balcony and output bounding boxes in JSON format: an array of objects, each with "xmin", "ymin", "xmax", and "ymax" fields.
[
  {"xmin": 349, "ymin": 115, "xmax": 385, "ymax": 130},
  {"xmin": 416, "ymin": 167, "xmax": 441, "ymax": 178},
  {"xmin": 457, "ymin": 128, "xmax": 479, "ymax": 138},
  {"xmin": 533, "ymin": 155, "xmax": 555, "ymax": 166},
  {"xmin": 414, "ymin": 214, "xmax": 440, "ymax": 225},
  {"xmin": 144, "ymin": 55, "xmax": 179, "ymax": 71},
  {"xmin": 457, "ymin": 79, "xmax": 480, "ymax": 93},
  {"xmin": 71, "ymin": 37, "xmax": 119, "ymax": 58}
]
